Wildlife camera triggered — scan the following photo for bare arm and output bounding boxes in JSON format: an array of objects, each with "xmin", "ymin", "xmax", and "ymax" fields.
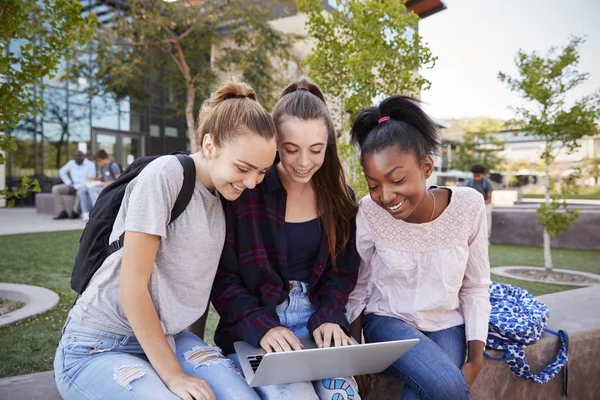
[
  {"xmin": 119, "ymin": 231, "xmax": 182, "ymax": 381},
  {"xmin": 120, "ymin": 231, "xmax": 214, "ymax": 400},
  {"xmin": 462, "ymin": 340, "xmax": 485, "ymax": 387}
]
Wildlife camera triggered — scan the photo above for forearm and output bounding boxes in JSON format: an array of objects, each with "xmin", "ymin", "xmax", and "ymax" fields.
[
  {"xmin": 466, "ymin": 340, "xmax": 485, "ymax": 364},
  {"xmin": 120, "ymin": 284, "xmax": 183, "ymax": 384},
  {"xmin": 59, "ymin": 170, "xmax": 71, "ymax": 185}
]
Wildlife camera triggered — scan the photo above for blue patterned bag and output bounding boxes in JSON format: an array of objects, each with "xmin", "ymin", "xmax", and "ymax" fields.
[{"xmin": 486, "ymin": 282, "xmax": 569, "ymax": 387}]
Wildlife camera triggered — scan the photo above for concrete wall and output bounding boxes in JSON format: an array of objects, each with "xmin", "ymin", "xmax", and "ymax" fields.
[{"xmin": 491, "ymin": 207, "xmax": 600, "ymax": 250}]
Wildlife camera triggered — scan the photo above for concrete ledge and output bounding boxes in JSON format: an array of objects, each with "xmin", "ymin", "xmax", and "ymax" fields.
[
  {"xmin": 1, "ymin": 288, "xmax": 598, "ymax": 400},
  {"xmin": 0, "ymin": 283, "xmax": 59, "ymax": 327},
  {"xmin": 35, "ymin": 193, "xmax": 75, "ymax": 216},
  {"xmin": 0, "ymin": 371, "xmax": 60, "ymax": 400},
  {"xmin": 366, "ymin": 286, "xmax": 600, "ymax": 400}
]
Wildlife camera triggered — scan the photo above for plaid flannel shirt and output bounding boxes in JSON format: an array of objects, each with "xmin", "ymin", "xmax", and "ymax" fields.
[{"xmin": 211, "ymin": 168, "xmax": 360, "ymax": 354}]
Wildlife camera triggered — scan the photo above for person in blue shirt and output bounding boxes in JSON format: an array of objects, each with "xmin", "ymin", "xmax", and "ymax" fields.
[
  {"xmin": 77, "ymin": 150, "xmax": 123, "ymax": 222},
  {"xmin": 52, "ymin": 151, "xmax": 96, "ymax": 220},
  {"xmin": 467, "ymin": 164, "xmax": 493, "ymax": 239}
]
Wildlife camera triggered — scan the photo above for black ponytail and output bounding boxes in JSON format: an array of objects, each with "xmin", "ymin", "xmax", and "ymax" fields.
[{"xmin": 350, "ymin": 95, "xmax": 441, "ymax": 163}]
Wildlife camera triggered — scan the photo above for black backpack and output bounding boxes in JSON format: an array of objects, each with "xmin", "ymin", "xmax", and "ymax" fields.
[{"xmin": 71, "ymin": 153, "xmax": 196, "ymax": 294}]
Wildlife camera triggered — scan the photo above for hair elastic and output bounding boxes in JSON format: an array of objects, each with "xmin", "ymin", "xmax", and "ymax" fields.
[{"xmin": 378, "ymin": 116, "xmax": 391, "ymax": 124}]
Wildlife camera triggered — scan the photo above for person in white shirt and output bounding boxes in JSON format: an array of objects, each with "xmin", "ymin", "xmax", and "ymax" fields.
[
  {"xmin": 346, "ymin": 96, "xmax": 491, "ymax": 400},
  {"xmin": 51, "ymin": 151, "xmax": 96, "ymax": 219}
]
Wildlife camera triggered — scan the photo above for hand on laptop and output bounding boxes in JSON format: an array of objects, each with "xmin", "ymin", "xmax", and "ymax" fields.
[
  {"xmin": 260, "ymin": 326, "xmax": 304, "ymax": 353},
  {"xmin": 313, "ymin": 323, "xmax": 352, "ymax": 348}
]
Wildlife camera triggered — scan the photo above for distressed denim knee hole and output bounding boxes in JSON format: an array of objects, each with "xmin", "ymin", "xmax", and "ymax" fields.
[{"xmin": 113, "ymin": 364, "xmax": 147, "ymax": 391}]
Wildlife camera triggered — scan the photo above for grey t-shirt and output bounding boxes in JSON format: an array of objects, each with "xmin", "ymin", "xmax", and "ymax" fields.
[
  {"xmin": 71, "ymin": 156, "xmax": 225, "ymax": 336},
  {"xmin": 101, "ymin": 161, "xmax": 121, "ymax": 182}
]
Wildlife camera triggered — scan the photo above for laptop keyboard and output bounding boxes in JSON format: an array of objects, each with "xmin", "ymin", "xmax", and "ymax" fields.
[{"xmin": 247, "ymin": 355, "xmax": 264, "ymax": 372}]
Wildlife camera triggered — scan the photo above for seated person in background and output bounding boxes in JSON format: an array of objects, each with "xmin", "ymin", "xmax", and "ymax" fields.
[
  {"xmin": 52, "ymin": 150, "xmax": 96, "ymax": 220},
  {"xmin": 78, "ymin": 150, "xmax": 122, "ymax": 222}
]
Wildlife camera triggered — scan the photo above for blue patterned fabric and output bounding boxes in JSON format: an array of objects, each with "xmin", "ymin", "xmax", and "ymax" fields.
[{"xmin": 486, "ymin": 282, "xmax": 569, "ymax": 384}]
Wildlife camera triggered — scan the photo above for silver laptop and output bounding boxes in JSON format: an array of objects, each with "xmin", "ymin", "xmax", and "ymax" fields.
[{"xmin": 234, "ymin": 336, "xmax": 419, "ymax": 387}]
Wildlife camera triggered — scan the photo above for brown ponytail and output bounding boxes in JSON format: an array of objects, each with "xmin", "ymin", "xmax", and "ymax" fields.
[
  {"xmin": 196, "ymin": 81, "xmax": 276, "ymax": 149},
  {"xmin": 273, "ymin": 79, "xmax": 358, "ymax": 266}
]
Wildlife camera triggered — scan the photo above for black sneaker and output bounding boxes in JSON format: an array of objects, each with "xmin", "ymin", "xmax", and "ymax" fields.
[
  {"xmin": 53, "ymin": 211, "xmax": 69, "ymax": 220},
  {"xmin": 70, "ymin": 212, "xmax": 80, "ymax": 219}
]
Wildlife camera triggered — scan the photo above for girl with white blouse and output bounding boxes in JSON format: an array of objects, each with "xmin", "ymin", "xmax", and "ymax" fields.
[{"xmin": 346, "ymin": 95, "xmax": 491, "ymax": 400}]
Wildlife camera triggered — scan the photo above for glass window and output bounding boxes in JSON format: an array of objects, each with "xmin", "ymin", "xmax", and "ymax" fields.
[
  {"xmin": 165, "ymin": 126, "xmax": 178, "ymax": 138},
  {"xmin": 130, "ymin": 113, "xmax": 142, "ymax": 133},
  {"xmin": 122, "ymin": 136, "xmax": 143, "ymax": 168},
  {"xmin": 150, "ymin": 124, "xmax": 160, "ymax": 137},
  {"xmin": 96, "ymin": 134, "xmax": 117, "ymax": 162},
  {"xmin": 91, "ymin": 95, "xmax": 120, "ymax": 130},
  {"xmin": 119, "ymin": 111, "xmax": 131, "ymax": 132},
  {"xmin": 68, "ymin": 103, "xmax": 92, "ymax": 143}
]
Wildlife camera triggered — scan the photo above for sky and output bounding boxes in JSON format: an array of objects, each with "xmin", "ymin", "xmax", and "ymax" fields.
[{"xmin": 417, "ymin": 0, "xmax": 600, "ymax": 120}]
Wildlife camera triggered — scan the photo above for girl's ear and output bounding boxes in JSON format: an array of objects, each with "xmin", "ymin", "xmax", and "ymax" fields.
[
  {"xmin": 422, "ymin": 155, "xmax": 435, "ymax": 179},
  {"xmin": 202, "ymin": 134, "xmax": 215, "ymax": 159}
]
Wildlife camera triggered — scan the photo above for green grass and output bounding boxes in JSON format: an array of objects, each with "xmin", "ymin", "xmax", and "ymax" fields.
[
  {"xmin": 523, "ymin": 193, "xmax": 600, "ymax": 200},
  {"xmin": 1, "ymin": 232, "xmax": 598, "ymax": 378}
]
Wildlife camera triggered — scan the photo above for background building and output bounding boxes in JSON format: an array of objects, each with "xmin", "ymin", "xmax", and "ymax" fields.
[{"xmin": 4, "ymin": 0, "xmax": 446, "ymax": 204}]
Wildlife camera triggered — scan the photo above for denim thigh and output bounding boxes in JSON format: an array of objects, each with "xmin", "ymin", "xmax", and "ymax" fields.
[
  {"xmin": 246, "ymin": 281, "xmax": 359, "ymax": 400},
  {"xmin": 362, "ymin": 314, "xmax": 469, "ymax": 400},
  {"xmin": 54, "ymin": 317, "xmax": 258, "ymax": 400}
]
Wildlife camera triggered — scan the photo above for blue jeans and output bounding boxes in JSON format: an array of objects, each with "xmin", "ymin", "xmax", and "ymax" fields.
[
  {"xmin": 54, "ymin": 317, "xmax": 259, "ymax": 399},
  {"xmin": 77, "ymin": 186, "xmax": 103, "ymax": 215},
  {"xmin": 229, "ymin": 281, "xmax": 360, "ymax": 400},
  {"xmin": 362, "ymin": 314, "xmax": 469, "ymax": 400}
]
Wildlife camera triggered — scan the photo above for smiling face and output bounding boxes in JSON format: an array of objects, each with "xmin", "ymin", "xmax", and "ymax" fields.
[
  {"xmin": 205, "ymin": 133, "xmax": 276, "ymax": 201},
  {"xmin": 277, "ymin": 118, "xmax": 328, "ymax": 185},
  {"xmin": 362, "ymin": 144, "xmax": 434, "ymax": 221}
]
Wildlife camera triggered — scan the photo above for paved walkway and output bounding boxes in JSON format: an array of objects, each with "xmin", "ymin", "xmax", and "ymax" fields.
[{"xmin": 0, "ymin": 207, "xmax": 85, "ymax": 236}]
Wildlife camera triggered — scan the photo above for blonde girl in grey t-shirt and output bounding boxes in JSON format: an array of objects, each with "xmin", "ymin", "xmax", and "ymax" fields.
[{"xmin": 54, "ymin": 81, "xmax": 277, "ymax": 400}]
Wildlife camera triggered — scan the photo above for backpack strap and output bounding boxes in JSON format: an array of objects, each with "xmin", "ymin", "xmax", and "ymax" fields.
[
  {"xmin": 108, "ymin": 161, "xmax": 119, "ymax": 180},
  {"xmin": 170, "ymin": 154, "xmax": 196, "ymax": 224},
  {"xmin": 108, "ymin": 154, "xmax": 196, "ymax": 255}
]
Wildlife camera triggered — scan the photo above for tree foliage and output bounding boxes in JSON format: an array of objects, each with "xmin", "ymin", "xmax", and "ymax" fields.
[
  {"xmin": 71, "ymin": 0, "xmax": 299, "ymax": 152},
  {"xmin": 450, "ymin": 133, "xmax": 505, "ymax": 173},
  {"xmin": 499, "ymin": 36, "xmax": 600, "ymax": 272},
  {"xmin": 298, "ymin": 0, "xmax": 436, "ymax": 197},
  {"xmin": 299, "ymin": 0, "xmax": 435, "ymax": 121},
  {"xmin": 0, "ymin": 0, "xmax": 95, "ymax": 204}
]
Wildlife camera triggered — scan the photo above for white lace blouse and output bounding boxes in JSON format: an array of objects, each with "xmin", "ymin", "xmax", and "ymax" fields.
[{"xmin": 346, "ymin": 187, "xmax": 491, "ymax": 343}]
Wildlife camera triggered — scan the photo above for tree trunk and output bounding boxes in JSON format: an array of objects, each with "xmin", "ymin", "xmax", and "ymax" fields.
[
  {"xmin": 185, "ymin": 81, "xmax": 197, "ymax": 154},
  {"xmin": 543, "ymin": 148, "xmax": 553, "ymax": 275}
]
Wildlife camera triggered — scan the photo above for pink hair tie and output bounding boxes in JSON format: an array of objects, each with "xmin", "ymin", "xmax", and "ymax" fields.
[{"xmin": 378, "ymin": 116, "xmax": 391, "ymax": 124}]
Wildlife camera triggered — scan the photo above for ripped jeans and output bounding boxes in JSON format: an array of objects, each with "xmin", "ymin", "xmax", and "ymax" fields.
[{"xmin": 54, "ymin": 317, "xmax": 259, "ymax": 400}]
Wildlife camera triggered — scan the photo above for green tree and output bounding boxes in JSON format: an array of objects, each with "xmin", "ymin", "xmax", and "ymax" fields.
[
  {"xmin": 450, "ymin": 118, "xmax": 506, "ymax": 172},
  {"xmin": 298, "ymin": 0, "xmax": 436, "ymax": 198},
  {"xmin": 72, "ymin": 0, "xmax": 299, "ymax": 153},
  {"xmin": 0, "ymin": 0, "xmax": 95, "ymax": 205},
  {"xmin": 499, "ymin": 37, "xmax": 600, "ymax": 274}
]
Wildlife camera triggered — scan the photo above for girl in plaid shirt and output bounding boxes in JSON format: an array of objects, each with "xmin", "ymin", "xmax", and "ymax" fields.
[{"xmin": 212, "ymin": 79, "xmax": 362, "ymax": 399}]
